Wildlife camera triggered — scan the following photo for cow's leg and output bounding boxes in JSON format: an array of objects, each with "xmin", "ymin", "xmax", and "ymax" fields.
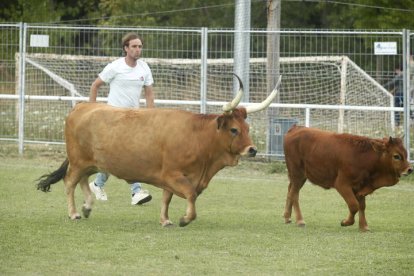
[
  {"xmin": 357, "ymin": 195, "xmax": 369, "ymax": 232},
  {"xmin": 79, "ymin": 176, "xmax": 93, "ymax": 218},
  {"xmin": 292, "ymin": 184, "xmax": 306, "ymax": 227},
  {"xmin": 64, "ymin": 166, "xmax": 82, "ymax": 220},
  {"xmin": 284, "ymin": 183, "xmax": 294, "ymax": 224},
  {"xmin": 335, "ymin": 183, "xmax": 359, "ymax": 227},
  {"xmin": 160, "ymin": 189, "xmax": 173, "ymax": 227},
  {"xmin": 284, "ymin": 177, "xmax": 306, "ymax": 227}
]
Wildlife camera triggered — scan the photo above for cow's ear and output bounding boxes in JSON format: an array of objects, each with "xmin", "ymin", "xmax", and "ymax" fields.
[
  {"xmin": 388, "ymin": 136, "xmax": 403, "ymax": 145},
  {"xmin": 217, "ymin": 115, "xmax": 226, "ymax": 129},
  {"xmin": 370, "ymin": 140, "xmax": 386, "ymax": 152},
  {"xmin": 382, "ymin": 136, "xmax": 395, "ymax": 144},
  {"xmin": 388, "ymin": 136, "xmax": 403, "ymax": 144}
]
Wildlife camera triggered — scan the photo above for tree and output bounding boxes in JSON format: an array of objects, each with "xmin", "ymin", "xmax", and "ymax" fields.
[
  {"xmin": 279, "ymin": 0, "xmax": 414, "ymax": 29},
  {"xmin": 1, "ymin": 0, "xmax": 413, "ymax": 30},
  {"xmin": 0, "ymin": 0, "xmax": 99, "ymax": 24},
  {"xmin": 349, "ymin": 0, "xmax": 414, "ymax": 29},
  {"xmin": 97, "ymin": 0, "xmax": 238, "ymax": 28},
  {"xmin": 0, "ymin": 0, "xmax": 61, "ymax": 23}
]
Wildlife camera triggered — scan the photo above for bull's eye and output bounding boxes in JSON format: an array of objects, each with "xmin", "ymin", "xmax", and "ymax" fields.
[
  {"xmin": 230, "ymin": 128, "xmax": 238, "ymax": 136},
  {"xmin": 393, "ymin": 154, "xmax": 401, "ymax": 161}
]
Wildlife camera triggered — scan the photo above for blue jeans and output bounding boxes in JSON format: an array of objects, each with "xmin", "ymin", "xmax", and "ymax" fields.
[
  {"xmin": 395, "ymin": 96, "xmax": 403, "ymax": 125},
  {"xmin": 94, "ymin": 172, "xmax": 142, "ymax": 195}
]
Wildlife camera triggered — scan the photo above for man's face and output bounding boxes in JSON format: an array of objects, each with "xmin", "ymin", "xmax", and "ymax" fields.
[{"xmin": 125, "ymin": 38, "xmax": 143, "ymax": 60}]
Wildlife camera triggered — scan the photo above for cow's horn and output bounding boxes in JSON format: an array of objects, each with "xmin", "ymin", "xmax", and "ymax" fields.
[
  {"xmin": 246, "ymin": 75, "xmax": 282, "ymax": 114},
  {"xmin": 222, "ymin": 74, "xmax": 244, "ymax": 113}
]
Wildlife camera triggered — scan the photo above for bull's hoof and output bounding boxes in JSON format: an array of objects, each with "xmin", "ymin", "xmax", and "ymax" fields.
[
  {"xmin": 69, "ymin": 214, "xmax": 81, "ymax": 220},
  {"xmin": 179, "ymin": 218, "xmax": 190, "ymax": 227},
  {"xmin": 160, "ymin": 220, "xmax": 174, "ymax": 227},
  {"xmin": 284, "ymin": 218, "xmax": 292, "ymax": 224},
  {"xmin": 359, "ymin": 227, "xmax": 370, "ymax": 232},
  {"xmin": 82, "ymin": 206, "xmax": 92, "ymax": 218}
]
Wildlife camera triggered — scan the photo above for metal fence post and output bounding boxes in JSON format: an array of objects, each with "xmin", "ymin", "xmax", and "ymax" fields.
[
  {"xmin": 402, "ymin": 29, "xmax": 411, "ymax": 161},
  {"xmin": 234, "ymin": 0, "xmax": 250, "ymax": 101},
  {"xmin": 200, "ymin": 27, "xmax": 208, "ymax": 114},
  {"xmin": 18, "ymin": 22, "xmax": 27, "ymax": 155}
]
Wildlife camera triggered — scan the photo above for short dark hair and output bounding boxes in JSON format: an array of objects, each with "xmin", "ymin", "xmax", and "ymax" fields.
[{"xmin": 121, "ymin": 32, "xmax": 143, "ymax": 53}]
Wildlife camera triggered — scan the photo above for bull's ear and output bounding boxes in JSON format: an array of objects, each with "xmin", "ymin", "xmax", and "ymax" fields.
[
  {"xmin": 238, "ymin": 107, "xmax": 247, "ymax": 119},
  {"xmin": 217, "ymin": 115, "xmax": 226, "ymax": 129},
  {"xmin": 370, "ymin": 140, "xmax": 386, "ymax": 152}
]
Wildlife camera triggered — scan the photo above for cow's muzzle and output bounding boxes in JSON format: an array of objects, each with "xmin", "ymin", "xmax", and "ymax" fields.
[
  {"xmin": 247, "ymin": 146, "xmax": 257, "ymax": 157},
  {"xmin": 401, "ymin": 166, "xmax": 413, "ymax": 177}
]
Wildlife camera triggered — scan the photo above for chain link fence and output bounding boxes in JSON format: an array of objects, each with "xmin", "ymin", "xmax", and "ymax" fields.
[{"xmin": 0, "ymin": 23, "xmax": 413, "ymax": 160}]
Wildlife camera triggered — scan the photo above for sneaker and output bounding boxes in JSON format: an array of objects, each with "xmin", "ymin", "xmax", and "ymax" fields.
[
  {"xmin": 89, "ymin": 182, "xmax": 108, "ymax": 201},
  {"xmin": 131, "ymin": 190, "xmax": 152, "ymax": 205}
]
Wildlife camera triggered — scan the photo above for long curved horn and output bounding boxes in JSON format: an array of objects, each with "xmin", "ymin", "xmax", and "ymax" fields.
[
  {"xmin": 222, "ymin": 74, "xmax": 244, "ymax": 113},
  {"xmin": 246, "ymin": 75, "xmax": 282, "ymax": 114}
]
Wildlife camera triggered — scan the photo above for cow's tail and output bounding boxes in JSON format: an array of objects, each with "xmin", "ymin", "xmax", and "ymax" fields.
[{"xmin": 36, "ymin": 158, "xmax": 69, "ymax": 192}]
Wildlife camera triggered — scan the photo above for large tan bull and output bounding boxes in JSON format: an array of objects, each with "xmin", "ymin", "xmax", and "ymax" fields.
[{"xmin": 37, "ymin": 75, "xmax": 282, "ymax": 227}]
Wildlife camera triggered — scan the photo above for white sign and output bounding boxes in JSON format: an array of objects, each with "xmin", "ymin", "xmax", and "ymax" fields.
[
  {"xmin": 30, "ymin": 35, "xmax": 49, "ymax": 47},
  {"xmin": 374, "ymin": 42, "xmax": 397, "ymax": 55}
]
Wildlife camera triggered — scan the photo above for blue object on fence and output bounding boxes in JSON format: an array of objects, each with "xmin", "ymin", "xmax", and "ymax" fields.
[{"xmin": 268, "ymin": 118, "xmax": 298, "ymax": 158}]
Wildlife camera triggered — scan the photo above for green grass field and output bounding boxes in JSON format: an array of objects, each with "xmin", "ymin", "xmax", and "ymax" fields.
[{"xmin": 0, "ymin": 146, "xmax": 413, "ymax": 275}]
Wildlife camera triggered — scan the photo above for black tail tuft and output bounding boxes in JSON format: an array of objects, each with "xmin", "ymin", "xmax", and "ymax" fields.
[{"xmin": 36, "ymin": 159, "xmax": 69, "ymax": 192}]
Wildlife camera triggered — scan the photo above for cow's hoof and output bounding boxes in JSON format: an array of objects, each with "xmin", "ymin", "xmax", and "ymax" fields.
[
  {"xmin": 359, "ymin": 227, "xmax": 370, "ymax": 232},
  {"xmin": 82, "ymin": 206, "xmax": 92, "ymax": 218},
  {"xmin": 284, "ymin": 218, "xmax": 292, "ymax": 224},
  {"xmin": 297, "ymin": 221, "xmax": 306, "ymax": 227},
  {"xmin": 340, "ymin": 220, "xmax": 354, "ymax": 227}
]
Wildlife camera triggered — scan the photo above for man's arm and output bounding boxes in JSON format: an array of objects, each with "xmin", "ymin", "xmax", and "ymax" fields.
[
  {"xmin": 90, "ymin": 77, "xmax": 105, "ymax": 102},
  {"xmin": 144, "ymin": 85, "xmax": 155, "ymax": 108},
  {"xmin": 383, "ymin": 76, "xmax": 397, "ymax": 91}
]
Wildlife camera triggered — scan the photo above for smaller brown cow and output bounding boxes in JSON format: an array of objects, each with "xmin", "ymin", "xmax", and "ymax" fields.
[{"xmin": 283, "ymin": 125, "xmax": 412, "ymax": 231}]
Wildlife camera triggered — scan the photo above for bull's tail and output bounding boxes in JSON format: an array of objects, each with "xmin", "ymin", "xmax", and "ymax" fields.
[{"xmin": 36, "ymin": 159, "xmax": 69, "ymax": 192}]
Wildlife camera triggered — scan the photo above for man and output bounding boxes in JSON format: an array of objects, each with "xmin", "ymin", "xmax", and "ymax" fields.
[
  {"xmin": 383, "ymin": 64, "xmax": 403, "ymax": 125},
  {"xmin": 88, "ymin": 32, "xmax": 154, "ymax": 205}
]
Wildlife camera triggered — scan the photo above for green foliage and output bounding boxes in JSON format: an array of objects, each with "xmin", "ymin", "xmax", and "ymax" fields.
[
  {"xmin": 1, "ymin": 0, "xmax": 413, "ymax": 29},
  {"xmin": 280, "ymin": 0, "xmax": 414, "ymax": 29},
  {"xmin": 350, "ymin": 0, "xmax": 414, "ymax": 29},
  {"xmin": 97, "ymin": 0, "xmax": 239, "ymax": 28},
  {"xmin": 0, "ymin": 153, "xmax": 413, "ymax": 274},
  {"xmin": 0, "ymin": 0, "xmax": 62, "ymax": 23},
  {"xmin": 0, "ymin": 0, "xmax": 99, "ymax": 24}
]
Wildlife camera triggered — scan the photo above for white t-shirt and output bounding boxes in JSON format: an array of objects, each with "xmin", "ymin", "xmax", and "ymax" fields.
[{"xmin": 99, "ymin": 57, "xmax": 154, "ymax": 108}]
